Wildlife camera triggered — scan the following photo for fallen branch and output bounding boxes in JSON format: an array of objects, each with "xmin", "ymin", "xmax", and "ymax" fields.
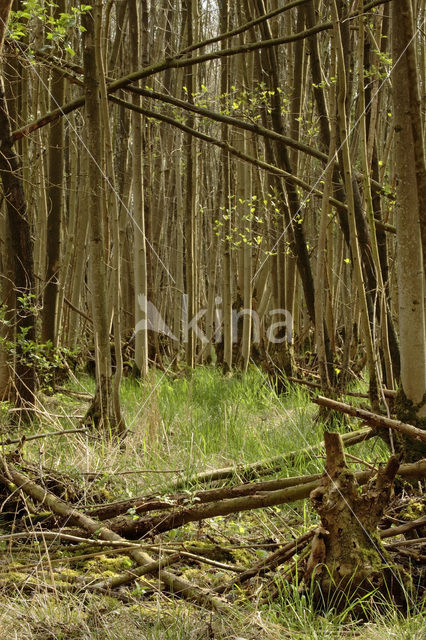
[
  {"xmin": 106, "ymin": 482, "xmax": 322, "ymax": 539},
  {"xmin": 383, "ymin": 547, "xmax": 426, "ymax": 562},
  {"xmin": 177, "ymin": 550, "xmax": 244, "ymax": 573},
  {"xmin": 0, "ymin": 545, "xmax": 152, "ymax": 575},
  {"xmin": 105, "ymin": 460, "xmax": 426, "ymax": 539},
  {"xmin": 54, "ymin": 386, "xmax": 93, "ymax": 401},
  {"xmin": 384, "ymin": 536, "xmax": 426, "ymax": 548},
  {"xmin": 81, "ymin": 468, "xmax": 183, "ymax": 479},
  {"xmin": 7, "ymin": 408, "xmax": 85, "ymax": 419},
  {"xmin": 86, "ymin": 471, "xmax": 324, "ymax": 520},
  {"xmin": 0, "ymin": 427, "xmax": 88, "ymax": 447},
  {"xmin": 170, "ymin": 426, "xmax": 374, "ymax": 489},
  {"xmin": 379, "ymin": 515, "xmax": 426, "ymax": 539},
  {"xmin": 287, "ymin": 376, "xmax": 397, "ymax": 398},
  {"xmin": 313, "ymin": 395, "xmax": 426, "ymax": 442},
  {"xmin": 0, "ymin": 530, "xmax": 148, "ymax": 548},
  {"xmin": 88, "ymin": 553, "xmax": 181, "ymax": 591},
  {"xmin": 214, "ymin": 529, "xmax": 314, "ymax": 594}
]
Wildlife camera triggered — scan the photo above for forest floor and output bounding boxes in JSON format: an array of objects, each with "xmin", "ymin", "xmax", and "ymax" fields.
[{"xmin": 0, "ymin": 367, "xmax": 424, "ymax": 639}]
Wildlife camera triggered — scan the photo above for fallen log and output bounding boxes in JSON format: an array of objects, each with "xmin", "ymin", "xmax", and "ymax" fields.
[
  {"xmin": 104, "ymin": 459, "xmax": 426, "ymax": 539},
  {"xmin": 313, "ymin": 395, "xmax": 426, "ymax": 442},
  {"xmin": 106, "ymin": 481, "xmax": 322, "ymax": 539},
  {"xmin": 87, "ymin": 471, "xmax": 324, "ymax": 520},
  {"xmin": 0, "ymin": 460, "xmax": 228, "ymax": 612}
]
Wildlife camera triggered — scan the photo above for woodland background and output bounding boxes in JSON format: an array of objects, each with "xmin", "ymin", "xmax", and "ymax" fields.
[
  {"xmin": 0, "ymin": 2, "xmax": 424, "ymax": 638},
  {"xmin": 0, "ymin": 0, "xmax": 424, "ymax": 443}
]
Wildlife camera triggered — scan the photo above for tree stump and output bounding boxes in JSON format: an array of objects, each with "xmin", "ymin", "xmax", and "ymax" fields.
[{"xmin": 305, "ymin": 431, "xmax": 409, "ymax": 612}]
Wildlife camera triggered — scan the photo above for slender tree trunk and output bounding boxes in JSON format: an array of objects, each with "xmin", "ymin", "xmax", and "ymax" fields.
[
  {"xmin": 315, "ymin": 37, "xmax": 336, "ymax": 390},
  {"xmin": 0, "ymin": 209, "xmax": 14, "ymax": 399},
  {"xmin": 41, "ymin": 0, "xmax": 65, "ymax": 349},
  {"xmin": 0, "ymin": 77, "xmax": 36, "ymax": 412},
  {"xmin": 129, "ymin": 0, "xmax": 149, "ymax": 377},
  {"xmin": 0, "ymin": 2, "xmax": 13, "ymax": 53},
  {"xmin": 332, "ymin": 0, "xmax": 378, "ymax": 407},
  {"xmin": 220, "ymin": 0, "xmax": 233, "ymax": 373},
  {"xmin": 392, "ymin": 0, "xmax": 426, "ymax": 460},
  {"xmin": 183, "ymin": 0, "xmax": 196, "ymax": 368},
  {"xmin": 82, "ymin": 6, "xmax": 117, "ymax": 433}
]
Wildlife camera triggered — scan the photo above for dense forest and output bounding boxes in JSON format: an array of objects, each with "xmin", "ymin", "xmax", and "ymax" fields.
[{"xmin": 0, "ymin": 1, "xmax": 425, "ymax": 639}]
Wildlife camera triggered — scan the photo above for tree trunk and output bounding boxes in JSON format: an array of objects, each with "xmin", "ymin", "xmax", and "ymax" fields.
[
  {"xmin": 392, "ymin": 0, "xmax": 426, "ymax": 460},
  {"xmin": 41, "ymin": 0, "xmax": 65, "ymax": 350},
  {"xmin": 0, "ymin": 77, "xmax": 36, "ymax": 412},
  {"xmin": 129, "ymin": 0, "xmax": 149, "ymax": 377},
  {"xmin": 307, "ymin": 432, "xmax": 408, "ymax": 611},
  {"xmin": 82, "ymin": 6, "xmax": 117, "ymax": 433}
]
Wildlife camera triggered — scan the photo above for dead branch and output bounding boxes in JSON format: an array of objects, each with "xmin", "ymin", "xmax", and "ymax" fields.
[
  {"xmin": 106, "ymin": 481, "xmax": 322, "ymax": 539},
  {"xmin": 104, "ymin": 460, "xmax": 426, "ymax": 540},
  {"xmin": 214, "ymin": 529, "xmax": 315, "ymax": 594},
  {"xmin": 88, "ymin": 553, "xmax": 181, "ymax": 591},
  {"xmin": 379, "ymin": 515, "xmax": 426, "ymax": 539},
  {"xmin": 170, "ymin": 426, "xmax": 374, "ymax": 489},
  {"xmin": 54, "ymin": 386, "xmax": 93, "ymax": 400},
  {"xmin": 86, "ymin": 471, "xmax": 324, "ymax": 520},
  {"xmin": 384, "ymin": 536, "xmax": 426, "ymax": 548},
  {"xmin": 313, "ymin": 395, "xmax": 426, "ymax": 441},
  {"xmin": 0, "ymin": 428, "xmax": 88, "ymax": 447},
  {"xmin": 287, "ymin": 376, "xmax": 397, "ymax": 398}
]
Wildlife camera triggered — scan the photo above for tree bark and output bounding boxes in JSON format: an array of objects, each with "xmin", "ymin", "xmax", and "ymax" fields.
[
  {"xmin": 41, "ymin": 0, "xmax": 65, "ymax": 350},
  {"xmin": 129, "ymin": 0, "xmax": 149, "ymax": 377},
  {"xmin": 308, "ymin": 432, "xmax": 408, "ymax": 610},
  {"xmin": 82, "ymin": 6, "xmax": 117, "ymax": 433},
  {"xmin": 392, "ymin": 0, "xmax": 426, "ymax": 460},
  {"xmin": 0, "ymin": 77, "xmax": 36, "ymax": 411}
]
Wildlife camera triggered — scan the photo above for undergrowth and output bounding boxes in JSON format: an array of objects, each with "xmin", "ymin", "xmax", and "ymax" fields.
[{"xmin": 0, "ymin": 366, "xmax": 422, "ymax": 639}]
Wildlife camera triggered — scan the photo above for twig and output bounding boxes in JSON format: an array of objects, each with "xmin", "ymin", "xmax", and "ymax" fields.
[
  {"xmin": 0, "ymin": 530, "xmax": 143, "ymax": 547},
  {"xmin": 0, "ymin": 427, "xmax": 88, "ymax": 446},
  {"xmin": 344, "ymin": 452, "xmax": 378, "ymax": 470},
  {"xmin": 63, "ymin": 297, "xmax": 93, "ymax": 324},
  {"xmin": 8, "ymin": 407, "xmax": 85, "ymax": 419},
  {"xmin": 54, "ymin": 386, "xmax": 93, "ymax": 400},
  {"xmin": 80, "ymin": 468, "xmax": 184, "ymax": 477},
  {"xmin": 384, "ymin": 537, "xmax": 426, "ymax": 548},
  {"xmin": 379, "ymin": 515, "xmax": 426, "ymax": 539},
  {"xmin": 176, "ymin": 550, "xmax": 244, "ymax": 573}
]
